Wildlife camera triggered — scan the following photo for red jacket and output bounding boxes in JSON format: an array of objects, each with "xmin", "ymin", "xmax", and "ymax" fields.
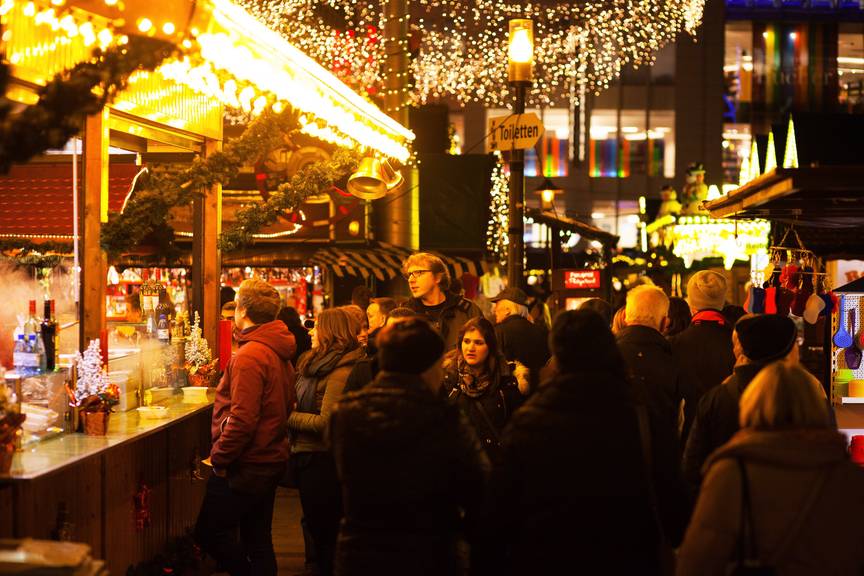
[{"xmin": 210, "ymin": 320, "xmax": 296, "ymax": 468}]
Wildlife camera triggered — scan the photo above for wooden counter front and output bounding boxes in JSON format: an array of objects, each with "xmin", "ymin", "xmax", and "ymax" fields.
[{"xmin": 0, "ymin": 392, "xmax": 214, "ymax": 574}]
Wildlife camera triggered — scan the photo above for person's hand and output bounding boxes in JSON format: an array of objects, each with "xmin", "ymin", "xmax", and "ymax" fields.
[{"xmin": 213, "ymin": 467, "xmax": 226, "ymax": 478}]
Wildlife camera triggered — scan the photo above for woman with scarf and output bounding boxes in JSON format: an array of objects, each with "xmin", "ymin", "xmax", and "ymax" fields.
[
  {"xmin": 442, "ymin": 317, "xmax": 523, "ymax": 464},
  {"xmin": 288, "ymin": 307, "xmax": 363, "ymax": 576}
]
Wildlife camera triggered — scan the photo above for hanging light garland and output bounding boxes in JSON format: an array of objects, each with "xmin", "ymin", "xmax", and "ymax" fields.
[
  {"xmin": 486, "ymin": 153, "xmax": 509, "ymax": 266},
  {"xmin": 236, "ymin": 0, "xmax": 705, "ymax": 108}
]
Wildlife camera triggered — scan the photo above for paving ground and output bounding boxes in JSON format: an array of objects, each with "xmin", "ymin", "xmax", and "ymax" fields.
[{"xmin": 273, "ymin": 489, "xmax": 308, "ymax": 575}]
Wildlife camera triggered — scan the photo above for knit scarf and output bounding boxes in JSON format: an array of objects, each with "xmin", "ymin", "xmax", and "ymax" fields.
[
  {"xmin": 458, "ymin": 357, "xmax": 492, "ymax": 398},
  {"xmin": 691, "ymin": 309, "xmax": 727, "ymax": 326}
]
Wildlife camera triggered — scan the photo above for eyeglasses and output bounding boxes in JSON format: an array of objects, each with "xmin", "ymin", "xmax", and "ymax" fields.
[{"xmin": 403, "ymin": 269, "xmax": 431, "ymax": 280}]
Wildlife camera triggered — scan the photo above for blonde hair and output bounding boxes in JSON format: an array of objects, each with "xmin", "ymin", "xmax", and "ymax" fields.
[
  {"xmin": 739, "ymin": 363, "xmax": 830, "ymax": 430},
  {"xmin": 625, "ymin": 285, "xmax": 669, "ymax": 329},
  {"xmin": 298, "ymin": 308, "xmax": 358, "ymax": 375},
  {"xmin": 403, "ymin": 252, "xmax": 450, "ymax": 291},
  {"xmin": 611, "ymin": 307, "xmax": 627, "ymax": 334},
  {"xmin": 236, "ymin": 279, "xmax": 281, "ymax": 324}
]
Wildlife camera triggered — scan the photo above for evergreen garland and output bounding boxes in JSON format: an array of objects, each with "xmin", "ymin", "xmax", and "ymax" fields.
[
  {"xmin": 0, "ymin": 36, "xmax": 177, "ymax": 173},
  {"xmin": 0, "ymin": 239, "xmax": 73, "ymax": 269},
  {"xmin": 102, "ymin": 108, "xmax": 362, "ymax": 255},
  {"xmin": 101, "ymin": 108, "xmax": 303, "ymax": 256},
  {"xmin": 218, "ymin": 147, "xmax": 361, "ymax": 251}
]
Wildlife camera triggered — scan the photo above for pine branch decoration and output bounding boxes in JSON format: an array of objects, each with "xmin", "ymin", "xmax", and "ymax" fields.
[{"xmin": 0, "ymin": 36, "xmax": 176, "ymax": 174}]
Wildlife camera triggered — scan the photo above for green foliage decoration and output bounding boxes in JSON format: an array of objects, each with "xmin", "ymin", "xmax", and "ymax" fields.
[{"xmin": 0, "ymin": 36, "xmax": 177, "ymax": 173}]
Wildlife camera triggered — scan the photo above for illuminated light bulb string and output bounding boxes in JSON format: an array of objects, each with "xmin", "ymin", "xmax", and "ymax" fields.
[
  {"xmin": 236, "ymin": 0, "xmax": 706, "ymax": 108},
  {"xmin": 3, "ymin": 0, "xmax": 412, "ymax": 161}
]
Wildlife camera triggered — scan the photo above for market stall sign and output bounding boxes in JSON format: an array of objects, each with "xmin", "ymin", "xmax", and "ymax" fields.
[
  {"xmin": 486, "ymin": 113, "xmax": 544, "ymax": 152},
  {"xmin": 554, "ymin": 269, "xmax": 602, "ymax": 290}
]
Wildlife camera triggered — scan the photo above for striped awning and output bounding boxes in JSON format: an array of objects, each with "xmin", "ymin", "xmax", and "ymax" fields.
[{"xmin": 310, "ymin": 242, "xmax": 487, "ymax": 282}]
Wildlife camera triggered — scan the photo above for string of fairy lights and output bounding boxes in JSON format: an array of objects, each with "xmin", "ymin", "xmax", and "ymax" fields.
[
  {"xmin": 236, "ymin": 0, "xmax": 706, "ymax": 108},
  {"xmin": 486, "ymin": 153, "xmax": 509, "ymax": 265}
]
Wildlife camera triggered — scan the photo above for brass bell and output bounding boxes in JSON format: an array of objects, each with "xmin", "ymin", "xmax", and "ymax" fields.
[
  {"xmin": 379, "ymin": 158, "xmax": 404, "ymax": 191},
  {"xmin": 347, "ymin": 157, "xmax": 388, "ymax": 200}
]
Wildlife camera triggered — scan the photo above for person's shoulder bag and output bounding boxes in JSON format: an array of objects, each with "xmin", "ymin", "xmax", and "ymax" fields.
[{"xmin": 728, "ymin": 458, "xmax": 831, "ymax": 575}]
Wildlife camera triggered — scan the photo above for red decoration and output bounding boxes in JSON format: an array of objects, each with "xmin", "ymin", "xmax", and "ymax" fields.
[
  {"xmin": 99, "ymin": 329, "xmax": 108, "ymax": 368},
  {"xmin": 218, "ymin": 320, "xmax": 233, "ymax": 372},
  {"xmin": 134, "ymin": 482, "xmax": 151, "ymax": 530}
]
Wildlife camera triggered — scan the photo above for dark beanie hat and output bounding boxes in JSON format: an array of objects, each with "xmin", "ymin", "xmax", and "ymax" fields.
[
  {"xmin": 377, "ymin": 318, "xmax": 445, "ymax": 374},
  {"xmin": 735, "ymin": 314, "xmax": 797, "ymax": 363}
]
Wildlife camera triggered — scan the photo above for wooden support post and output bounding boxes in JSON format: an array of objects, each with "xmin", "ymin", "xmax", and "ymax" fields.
[
  {"xmin": 80, "ymin": 108, "xmax": 109, "ymax": 349},
  {"xmin": 192, "ymin": 140, "xmax": 222, "ymax": 353}
]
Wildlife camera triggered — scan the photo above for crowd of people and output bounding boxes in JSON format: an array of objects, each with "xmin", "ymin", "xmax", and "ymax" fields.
[{"xmin": 195, "ymin": 254, "xmax": 864, "ymax": 576}]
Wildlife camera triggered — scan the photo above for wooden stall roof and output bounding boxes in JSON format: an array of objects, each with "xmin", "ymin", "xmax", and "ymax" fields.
[
  {"xmin": 526, "ymin": 208, "xmax": 620, "ymax": 246},
  {"xmin": 0, "ymin": 162, "xmax": 140, "ymax": 239},
  {"xmin": 704, "ymin": 166, "xmax": 864, "ymax": 225},
  {"xmin": 704, "ymin": 166, "xmax": 864, "ymax": 259}
]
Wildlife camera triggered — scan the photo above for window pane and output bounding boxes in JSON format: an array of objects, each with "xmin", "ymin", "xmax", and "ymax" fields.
[
  {"xmin": 725, "ymin": 21, "xmax": 754, "ymax": 124},
  {"xmin": 589, "ymin": 109, "xmax": 619, "ymax": 177},
  {"xmin": 839, "ymin": 23, "xmax": 864, "ymax": 113},
  {"xmin": 589, "ymin": 109, "xmax": 674, "ymax": 178},
  {"xmin": 651, "ymin": 44, "xmax": 676, "ymax": 84}
]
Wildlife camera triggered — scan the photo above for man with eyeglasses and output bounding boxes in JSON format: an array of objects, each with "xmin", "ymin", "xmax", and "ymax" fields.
[{"xmin": 402, "ymin": 252, "xmax": 481, "ymax": 350}]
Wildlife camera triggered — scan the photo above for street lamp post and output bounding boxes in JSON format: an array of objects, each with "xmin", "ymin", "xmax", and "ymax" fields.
[{"xmin": 507, "ymin": 19, "xmax": 533, "ymax": 289}]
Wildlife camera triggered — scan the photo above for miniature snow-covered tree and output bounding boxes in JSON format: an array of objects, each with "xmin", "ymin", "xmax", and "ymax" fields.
[
  {"xmin": 72, "ymin": 339, "xmax": 116, "ymax": 411},
  {"xmin": 184, "ymin": 312, "xmax": 212, "ymax": 374}
]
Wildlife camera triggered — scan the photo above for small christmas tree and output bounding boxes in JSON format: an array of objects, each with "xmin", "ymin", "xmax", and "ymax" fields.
[
  {"xmin": 184, "ymin": 312, "xmax": 212, "ymax": 374},
  {"xmin": 72, "ymin": 339, "xmax": 117, "ymax": 410}
]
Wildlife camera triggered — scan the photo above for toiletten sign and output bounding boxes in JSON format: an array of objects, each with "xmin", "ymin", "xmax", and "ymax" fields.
[
  {"xmin": 561, "ymin": 269, "xmax": 602, "ymax": 290},
  {"xmin": 486, "ymin": 113, "xmax": 544, "ymax": 152}
]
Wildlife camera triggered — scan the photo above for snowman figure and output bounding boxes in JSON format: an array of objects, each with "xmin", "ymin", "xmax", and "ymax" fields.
[
  {"xmin": 680, "ymin": 162, "xmax": 709, "ymax": 216},
  {"xmin": 657, "ymin": 185, "xmax": 682, "ymax": 219}
]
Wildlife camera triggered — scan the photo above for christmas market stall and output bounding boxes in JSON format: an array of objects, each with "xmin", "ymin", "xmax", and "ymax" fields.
[
  {"xmin": 0, "ymin": 0, "xmax": 412, "ymax": 572},
  {"xmin": 703, "ymin": 113, "xmax": 864, "ymax": 451}
]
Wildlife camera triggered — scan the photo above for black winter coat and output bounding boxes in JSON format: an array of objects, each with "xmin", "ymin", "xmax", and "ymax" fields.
[
  {"xmin": 329, "ymin": 372, "xmax": 490, "ymax": 576},
  {"xmin": 404, "ymin": 293, "xmax": 482, "ymax": 350},
  {"xmin": 681, "ymin": 361, "xmax": 773, "ymax": 493},
  {"xmin": 442, "ymin": 355, "xmax": 524, "ymax": 464},
  {"xmin": 670, "ymin": 315, "xmax": 735, "ymax": 442},
  {"xmin": 342, "ymin": 355, "xmax": 377, "ymax": 394},
  {"xmin": 287, "ymin": 324, "xmax": 312, "ymax": 366},
  {"xmin": 477, "ymin": 370, "xmax": 662, "ymax": 576},
  {"xmin": 617, "ymin": 324, "xmax": 689, "ymax": 546},
  {"xmin": 494, "ymin": 315, "xmax": 550, "ymax": 372}
]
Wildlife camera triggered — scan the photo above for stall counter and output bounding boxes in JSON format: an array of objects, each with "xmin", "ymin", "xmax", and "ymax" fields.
[{"xmin": 0, "ymin": 391, "xmax": 215, "ymax": 574}]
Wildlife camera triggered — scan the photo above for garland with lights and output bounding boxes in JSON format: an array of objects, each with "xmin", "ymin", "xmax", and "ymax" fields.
[
  {"xmin": 0, "ymin": 35, "xmax": 176, "ymax": 174},
  {"xmin": 486, "ymin": 154, "xmax": 509, "ymax": 266}
]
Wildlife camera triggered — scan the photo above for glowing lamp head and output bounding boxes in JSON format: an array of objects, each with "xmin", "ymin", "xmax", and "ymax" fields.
[
  {"xmin": 508, "ymin": 19, "xmax": 534, "ymax": 83},
  {"xmin": 534, "ymin": 177, "xmax": 561, "ymax": 209},
  {"xmin": 137, "ymin": 18, "xmax": 153, "ymax": 33}
]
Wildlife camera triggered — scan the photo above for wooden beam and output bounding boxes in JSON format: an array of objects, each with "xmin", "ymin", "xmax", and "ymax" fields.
[
  {"xmin": 80, "ymin": 109, "xmax": 109, "ymax": 349},
  {"xmin": 192, "ymin": 140, "xmax": 222, "ymax": 355}
]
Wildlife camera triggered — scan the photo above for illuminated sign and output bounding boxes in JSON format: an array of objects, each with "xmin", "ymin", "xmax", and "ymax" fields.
[{"xmin": 562, "ymin": 270, "xmax": 601, "ymax": 290}]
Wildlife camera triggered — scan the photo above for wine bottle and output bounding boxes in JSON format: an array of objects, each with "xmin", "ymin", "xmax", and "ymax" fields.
[{"xmin": 41, "ymin": 299, "xmax": 58, "ymax": 371}]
